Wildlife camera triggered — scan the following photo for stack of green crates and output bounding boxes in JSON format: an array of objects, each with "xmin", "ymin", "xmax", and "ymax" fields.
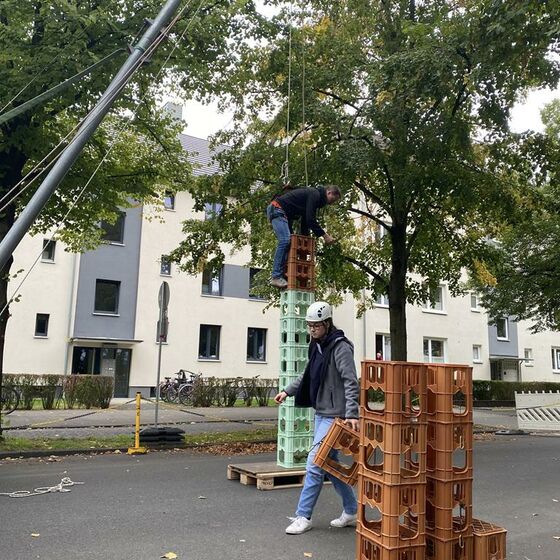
[{"xmin": 277, "ymin": 290, "xmax": 315, "ymax": 468}]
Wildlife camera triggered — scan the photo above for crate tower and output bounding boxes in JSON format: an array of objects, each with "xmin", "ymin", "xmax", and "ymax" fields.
[
  {"xmin": 314, "ymin": 361, "xmax": 507, "ymax": 560},
  {"xmin": 277, "ymin": 234, "xmax": 316, "ymax": 468}
]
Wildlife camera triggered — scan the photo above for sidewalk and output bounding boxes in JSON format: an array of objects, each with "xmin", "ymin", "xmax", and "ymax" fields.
[{"xmin": 1, "ymin": 399, "xmax": 278, "ymax": 439}]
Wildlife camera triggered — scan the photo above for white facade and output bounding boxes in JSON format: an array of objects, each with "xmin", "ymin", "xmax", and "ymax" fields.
[{"xmin": 4, "ymin": 134, "xmax": 560, "ymax": 394}]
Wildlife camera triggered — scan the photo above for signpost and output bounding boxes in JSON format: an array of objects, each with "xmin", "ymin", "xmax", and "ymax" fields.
[{"xmin": 154, "ymin": 281, "xmax": 170, "ymax": 427}]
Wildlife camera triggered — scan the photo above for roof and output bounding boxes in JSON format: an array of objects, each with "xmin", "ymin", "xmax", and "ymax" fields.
[{"xmin": 178, "ymin": 133, "xmax": 227, "ymax": 177}]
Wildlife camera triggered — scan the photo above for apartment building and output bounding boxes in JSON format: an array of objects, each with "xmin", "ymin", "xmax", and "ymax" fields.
[{"xmin": 5, "ymin": 133, "xmax": 560, "ymax": 396}]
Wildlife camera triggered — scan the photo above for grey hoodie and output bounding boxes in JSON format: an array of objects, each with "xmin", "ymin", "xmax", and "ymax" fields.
[{"xmin": 283, "ymin": 337, "xmax": 359, "ymax": 419}]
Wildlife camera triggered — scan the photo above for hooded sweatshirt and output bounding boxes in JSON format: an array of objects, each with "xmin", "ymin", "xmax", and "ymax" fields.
[{"xmin": 284, "ymin": 328, "xmax": 359, "ymax": 419}]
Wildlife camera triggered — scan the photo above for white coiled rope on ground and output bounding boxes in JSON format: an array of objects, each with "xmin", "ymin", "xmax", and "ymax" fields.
[{"xmin": 0, "ymin": 477, "xmax": 84, "ymax": 498}]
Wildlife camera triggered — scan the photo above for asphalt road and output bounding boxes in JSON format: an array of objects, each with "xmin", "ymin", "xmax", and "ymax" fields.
[{"xmin": 0, "ymin": 435, "xmax": 558, "ymax": 560}]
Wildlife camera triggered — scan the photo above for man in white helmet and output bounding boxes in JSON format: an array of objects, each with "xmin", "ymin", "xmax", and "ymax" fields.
[{"xmin": 274, "ymin": 301, "xmax": 359, "ymax": 535}]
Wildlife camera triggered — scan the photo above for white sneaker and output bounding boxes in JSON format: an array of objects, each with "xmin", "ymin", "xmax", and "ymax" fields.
[
  {"xmin": 286, "ymin": 516, "xmax": 313, "ymax": 534},
  {"xmin": 330, "ymin": 511, "xmax": 357, "ymax": 528},
  {"xmin": 270, "ymin": 277, "xmax": 288, "ymax": 289}
]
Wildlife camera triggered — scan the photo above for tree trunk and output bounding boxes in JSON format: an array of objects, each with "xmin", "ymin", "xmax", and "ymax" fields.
[
  {"xmin": 0, "ymin": 137, "xmax": 26, "ymax": 435},
  {"xmin": 389, "ymin": 220, "xmax": 408, "ymax": 361}
]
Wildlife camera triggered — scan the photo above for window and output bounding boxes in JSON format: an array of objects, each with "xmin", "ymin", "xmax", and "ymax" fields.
[
  {"xmin": 94, "ymin": 280, "xmax": 120, "ymax": 314},
  {"xmin": 199, "ymin": 325, "xmax": 220, "ymax": 359},
  {"xmin": 34, "ymin": 313, "xmax": 49, "ymax": 337},
  {"xmin": 376, "ymin": 294, "xmax": 389, "ymax": 307},
  {"xmin": 375, "ymin": 334, "xmax": 391, "ymax": 360},
  {"xmin": 41, "ymin": 239, "xmax": 56, "ymax": 262},
  {"xmin": 247, "ymin": 328, "xmax": 267, "ymax": 361},
  {"xmin": 201, "ymin": 266, "xmax": 222, "ymax": 296},
  {"xmin": 424, "ymin": 338, "xmax": 445, "ymax": 363},
  {"xmin": 552, "ymin": 348, "xmax": 560, "ymax": 372},
  {"xmin": 101, "ymin": 212, "xmax": 125, "ymax": 244},
  {"xmin": 524, "ymin": 348, "xmax": 533, "ymax": 366},
  {"xmin": 249, "ymin": 268, "xmax": 264, "ymax": 299},
  {"xmin": 470, "ymin": 293, "xmax": 481, "ymax": 312},
  {"xmin": 423, "ymin": 286, "xmax": 445, "ymax": 312},
  {"xmin": 204, "ymin": 202, "xmax": 223, "ymax": 220},
  {"xmin": 472, "ymin": 345, "xmax": 482, "ymax": 363},
  {"xmin": 160, "ymin": 256, "xmax": 171, "ymax": 276},
  {"xmin": 374, "ymin": 225, "xmax": 387, "ymax": 243},
  {"xmin": 163, "ymin": 191, "xmax": 175, "ymax": 210},
  {"xmin": 496, "ymin": 317, "xmax": 509, "ymax": 340}
]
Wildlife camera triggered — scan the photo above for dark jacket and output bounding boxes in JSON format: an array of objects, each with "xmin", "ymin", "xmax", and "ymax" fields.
[
  {"xmin": 283, "ymin": 330, "xmax": 359, "ymax": 419},
  {"xmin": 275, "ymin": 186, "xmax": 328, "ymax": 237}
]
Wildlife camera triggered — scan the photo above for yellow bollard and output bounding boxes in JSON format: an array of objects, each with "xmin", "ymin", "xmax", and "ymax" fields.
[{"xmin": 127, "ymin": 392, "xmax": 147, "ymax": 455}]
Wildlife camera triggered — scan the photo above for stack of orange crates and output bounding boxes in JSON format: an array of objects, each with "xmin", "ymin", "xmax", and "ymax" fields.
[
  {"xmin": 356, "ymin": 361, "xmax": 428, "ymax": 560},
  {"xmin": 425, "ymin": 365, "xmax": 474, "ymax": 560},
  {"xmin": 314, "ymin": 361, "xmax": 508, "ymax": 560},
  {"xmin": 285, "ymin": 234, "xmax": 316, "ymax": 291}
]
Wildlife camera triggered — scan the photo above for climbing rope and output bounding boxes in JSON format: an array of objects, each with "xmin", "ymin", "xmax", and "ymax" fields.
[
  {"xmin": 281, "ymin": 3, "xmax": 294, "ymax": 185},
  {"xmin": 0, "ymin": 477, "xmax": 84, "ymax": 498}
]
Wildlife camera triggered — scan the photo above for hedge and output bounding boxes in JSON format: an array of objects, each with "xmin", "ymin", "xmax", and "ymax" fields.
[
  {"xmin": 473, "ymin": 380, "xmax": 560, "ymax": 402},
  {"xmin": 3, "ymin": 373, "xmax": 114, "ymax": 409}
]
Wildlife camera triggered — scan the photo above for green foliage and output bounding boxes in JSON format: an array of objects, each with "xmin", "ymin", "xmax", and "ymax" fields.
[
  {"xmin": 0, "ymin": 0, "xmax": 263, "ymax": 373},
  {"xmin": 473, "ymin": 380, "xmax": 560, "ymax": 403},
  {"xmin": 473, "ymin": 100, "xmax": 560, "ymax": 331},
  {"xmin": 169, "ymin": 0, "xmax": 560, "ymax": 358},
  {"xmin": 74, "ymin": 375, "xmax": 113, "ymax": 409}
]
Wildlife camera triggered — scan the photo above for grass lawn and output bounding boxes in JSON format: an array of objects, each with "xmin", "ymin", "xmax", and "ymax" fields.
[{"xmin": 0, "ymin": 428, "xmax": 278, "ymax": 453}]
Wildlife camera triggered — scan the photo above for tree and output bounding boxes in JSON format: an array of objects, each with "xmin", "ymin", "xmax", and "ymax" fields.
[
  {"xmin": 0, "ymin": 0, "xmax": 262, "ymax": 377},
  {"xmin": 170, "ymin": 0, "xmax": 560, "ymax": 360},
  {"xmin": 474, "ymin": 99, "xmax": 560, "ymax": 332}
]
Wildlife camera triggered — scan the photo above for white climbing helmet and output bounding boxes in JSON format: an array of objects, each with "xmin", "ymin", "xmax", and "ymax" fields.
[{"xmin": 306, "ymin": 301, "xmax": 332, "ymax": 322}]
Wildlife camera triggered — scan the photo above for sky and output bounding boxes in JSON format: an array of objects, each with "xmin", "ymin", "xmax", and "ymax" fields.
[{"xmin": 175, "ymin": 86, "xmax": 560, "ymax": 140}]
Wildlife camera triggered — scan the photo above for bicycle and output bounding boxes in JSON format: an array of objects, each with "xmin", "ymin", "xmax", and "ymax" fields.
[
  {"xmin": 1, "ymin": 385, "xmax": 19, "ymax": 415},
  {"xmin": 177, "ymin": 371, "xmax": 202, "ymax": 406},
  {"xmin": 157, "ymin": 376, "xmax": 180, "ymax": 403}
]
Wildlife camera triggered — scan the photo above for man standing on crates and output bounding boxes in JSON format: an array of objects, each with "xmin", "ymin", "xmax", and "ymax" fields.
[
  {"xmin": 274, "ymin": 301, "xmax": 359, "ymax": 535},
  {"xmin": 266, "ymin": 185, "xmax": 341, "ymax": 288}
]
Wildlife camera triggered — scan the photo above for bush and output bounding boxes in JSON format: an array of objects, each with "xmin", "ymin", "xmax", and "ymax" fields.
[
  {"xmin": 473, "ymin": 380, "xmax": 560, "ymax": 402},
  {"xmin": 40, "ymin": 374, "xmax": 62, "ymax": 410},
  {"xmin": 74, "ymin": 375, "xmax": 113, "ymax": 408},
  {"xmin": 217, "ymin": 378, "xmax": 241, "ymax": 407},
  {"xmin": 63, "ymin": 375, "xmax": 80, "ymax": 409},
  {"xmin": 190, "ymin": 377, "xmax": 217, "ymax": 407}
]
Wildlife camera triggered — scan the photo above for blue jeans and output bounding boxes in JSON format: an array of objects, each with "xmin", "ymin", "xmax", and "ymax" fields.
[
  {"xmin": 266, "ymin": 204, "xmax": 291, "ymax": 279},
  {"xmin": 295, "ymin": 414, "xmax": 358, "ymax": 519}
]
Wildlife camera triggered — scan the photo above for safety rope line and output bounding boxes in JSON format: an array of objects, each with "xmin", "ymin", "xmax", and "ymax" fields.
[
  {"xmin": 0, "ymin": 477, "xmax": 84, "ymax": 498},
  {"xmin": 0, "ymin": 0, "xmax": 202, "ymax": 320},
  {"xmin": 5, "ymin": 395, "xmax": 278, "ymax": 431},
  {"xmin": 301, "ymin": 25, "xmax": 308, "ymax": 187},
  {"xmin": 281, "ymin": 2, "xmax": 294, "ymax": 185}
]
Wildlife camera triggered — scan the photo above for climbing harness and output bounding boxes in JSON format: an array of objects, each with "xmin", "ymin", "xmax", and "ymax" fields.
[{"xmin": 0, "ymin": 477, "xmax": 84, "ymax": 498}]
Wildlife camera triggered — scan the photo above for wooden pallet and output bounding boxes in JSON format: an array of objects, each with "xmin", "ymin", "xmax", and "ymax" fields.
[{"xmin": 227, "ymin": 461, "xmax": 308, "ymax": 491}]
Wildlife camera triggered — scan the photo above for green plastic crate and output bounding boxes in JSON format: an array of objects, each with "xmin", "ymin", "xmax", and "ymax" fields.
[
  {"xmin": 278, "ymin": 403, "xmax": 314, "ymax": 437},
  {"xmin": 277, "ymin": 433, "xmax": 313, "ymax": 468}
]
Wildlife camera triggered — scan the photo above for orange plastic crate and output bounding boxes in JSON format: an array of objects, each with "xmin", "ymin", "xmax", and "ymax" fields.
[
  {"xmin": 356, "ymin": 526, "xmax": 426, "ymax": 560},
  {"xmin": 425, "ymin": 535, "xmax": 473, "ymax": 560},
  {"xmin": 313, "ymin": 418, "xmax": 361, "ymax": 485},
  {"xmin": 360, "ymin": 418, "xmax": 427, "ymax": 485},
  {"xmin": 426, "ymin": 476, "xmax": 473, "ymax": 509},
  {"xmin": 473, "ymin": 519, "xmax": 507, "ymax": 560},
  {"xmin": 426, "ymin": 365, "xmax": 473, "ymax": 423},
  {"xmin": 357, "ymin": 478, "xmax": 426, "ymax": 547},
  {"xmin": 361, "ymin": 362, "xmax": 427, "ymax": 423},
  {"xmin": 287, "ymin": 234, "xmax": 316, "ymax": 263},
  {"xmin": 427, "ymin": 421, "xmax": 473, "ymax": 454},
  {"xmin": 286, "ymin": 260, "xmax": 316, "ymax": 291},
  {"xmin": 426, "ymin": 495, "xmax": 472, "ymax": 541},
  {"xmin": 426, "ymin": 443, "xmax": 473, "ymax": 482}
]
